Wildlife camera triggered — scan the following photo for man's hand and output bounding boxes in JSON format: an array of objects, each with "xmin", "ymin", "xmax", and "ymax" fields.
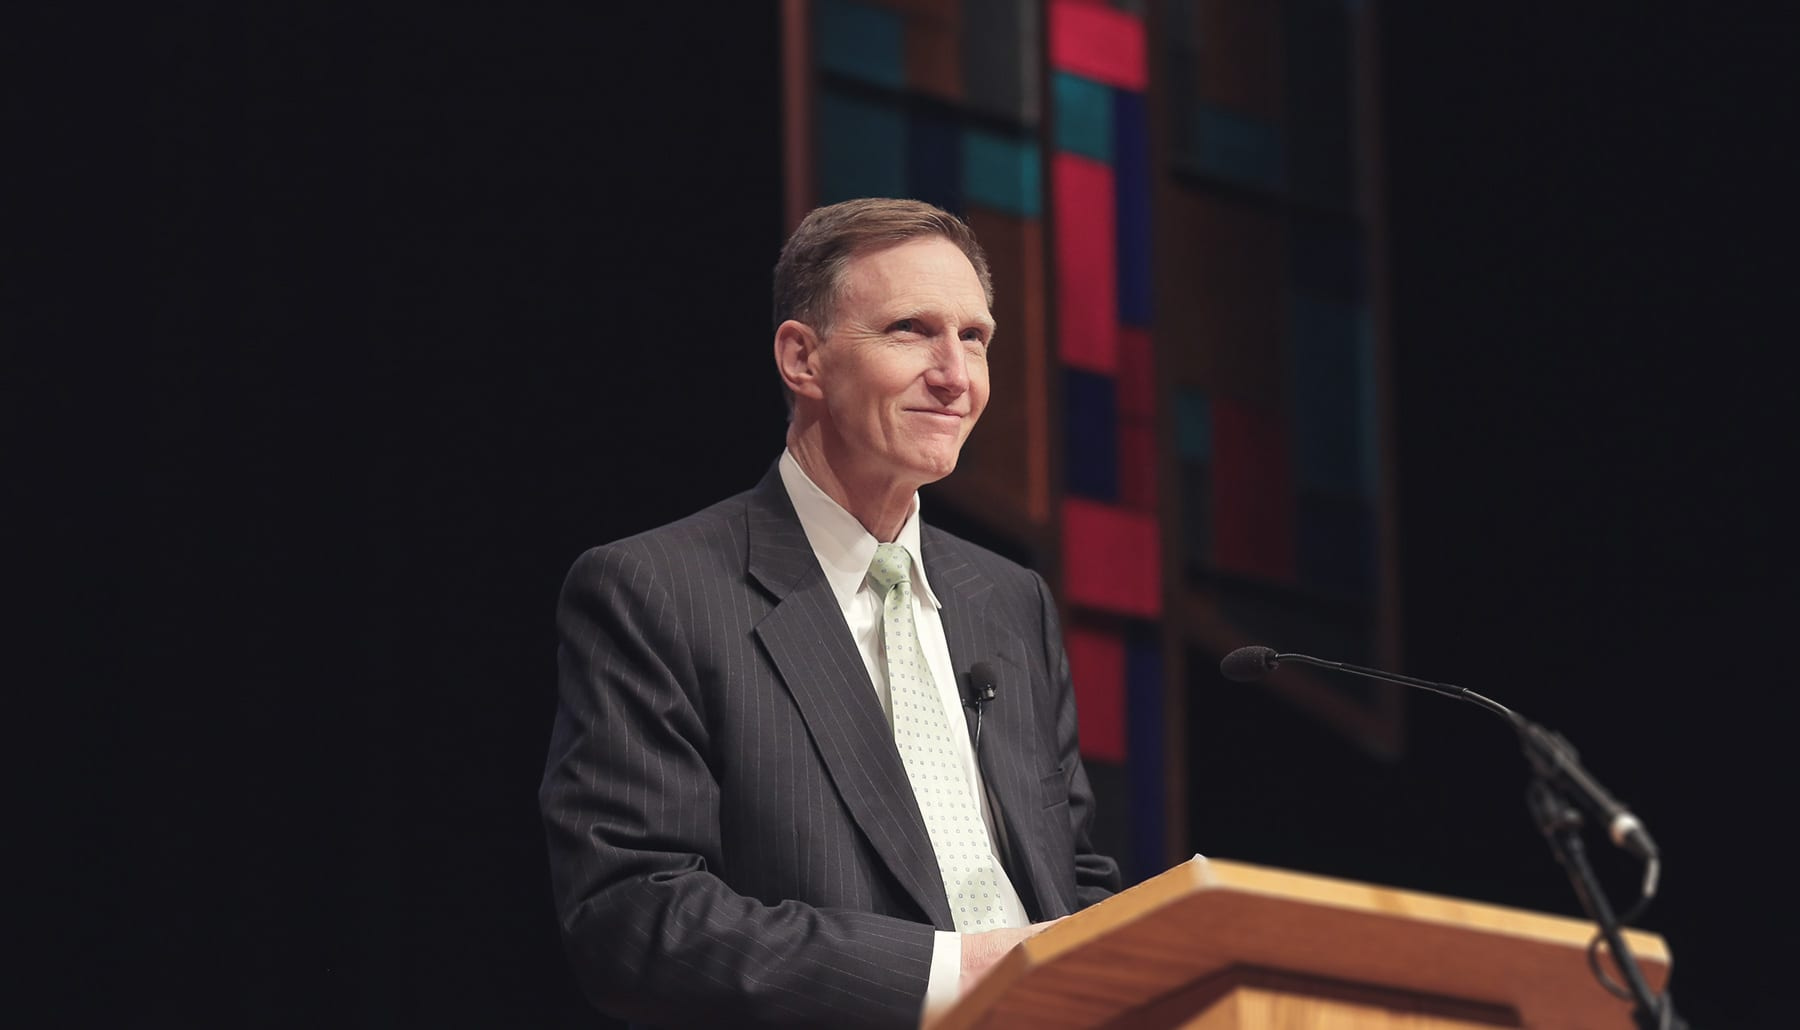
[{"xmin": 958, "ymin": 918, "xmax": 1065, "ymax": 995}]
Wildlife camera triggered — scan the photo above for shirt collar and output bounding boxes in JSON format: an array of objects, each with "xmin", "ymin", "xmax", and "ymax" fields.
[{"xmin": 778, "ymin": 449, "xmax": 941, "ymax": 611}]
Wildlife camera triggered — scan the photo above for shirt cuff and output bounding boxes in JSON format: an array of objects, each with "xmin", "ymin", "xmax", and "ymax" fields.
[{"xmin": 920, "ymin": 929, "xmax": 961, "ymax": 1026}]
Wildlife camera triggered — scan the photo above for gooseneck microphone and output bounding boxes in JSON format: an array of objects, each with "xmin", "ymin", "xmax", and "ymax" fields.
[
  {"xmin": 1218, "ymin": 645, "xmax": 1657, "ymax": 863},
  {"xmin": 1222, "ymin": 644, "xmax": 1682, "ymax": 1029},
  {"xmin": 1219, "ymin": 645, "xmax": 1515, "ymax": 721}
]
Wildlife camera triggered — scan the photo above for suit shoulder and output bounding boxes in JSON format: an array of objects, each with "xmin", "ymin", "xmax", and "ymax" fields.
[
  {"xmin": 566, "ymin": 487, "xmax": 755, "ymax": 579},
  {"xmin": 921, "ymin": 524, "xmax": 1047, "ymax": 597}
]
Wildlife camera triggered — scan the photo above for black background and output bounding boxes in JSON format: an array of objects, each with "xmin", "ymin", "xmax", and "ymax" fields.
[{"xmin": 19, "ymin": 3, "xmax": 1786, "ymax": 1026}]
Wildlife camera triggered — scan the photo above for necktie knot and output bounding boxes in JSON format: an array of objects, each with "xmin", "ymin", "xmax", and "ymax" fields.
[{"xmin": 868, "ymin": 542, "xmax": 912, "ymax": 594}]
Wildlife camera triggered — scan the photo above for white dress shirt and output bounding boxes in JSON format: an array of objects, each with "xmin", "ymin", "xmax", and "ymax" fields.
[{"xmin": 778, "ymin": 450, "xmax": 1028, "ymax": 1024}]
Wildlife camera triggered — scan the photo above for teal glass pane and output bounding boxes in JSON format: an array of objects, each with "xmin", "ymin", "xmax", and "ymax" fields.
[
  {"xmin": 817, "ymin": 87, "xmax": 905, "ymax": 203},
  {"xmin": 1185, "ymin": 104, "xmax": 1283, "ymax": 191},
  {"xmin": 1288, "ymin": 292, "xmax": 1372, "ymax": 497},
  {"xmin": 1054, "ymin": 71, "xmax": 1113, "ymax": 163},
  {"xmin": 1175, "ymin": 388, "xmax": 1211, "ymax": 460},
  {"xmin": 962, "ymin": 127, "xmax": 1041, "ymax": 217},
  {"xmin": 814, "ymin": 0, "xmax": 904, "ymax": 90}
]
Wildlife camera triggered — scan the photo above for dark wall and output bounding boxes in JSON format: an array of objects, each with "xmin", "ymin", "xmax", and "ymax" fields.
[
  {"xmin": 348, "ymin": 9, "xmax": 787, "ymax": 1027},
  {"xmin": 25, "ymin": 3, "xmax": 1784, "ymax": 1027},
  {"xmin": 30, "ymin": 4, "xmax": 782, "ymax": 1027}
]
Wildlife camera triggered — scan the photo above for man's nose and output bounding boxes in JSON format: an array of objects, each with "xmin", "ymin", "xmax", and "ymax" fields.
[{"xmin": 925, "ymin": 336, "xmax": 970, "ymax": 396}]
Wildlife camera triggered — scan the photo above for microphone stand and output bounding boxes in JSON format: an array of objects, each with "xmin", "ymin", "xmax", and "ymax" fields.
[{"xmin": 1520, "ymin": 725, "xmax": 1686, "ymax": 1030}]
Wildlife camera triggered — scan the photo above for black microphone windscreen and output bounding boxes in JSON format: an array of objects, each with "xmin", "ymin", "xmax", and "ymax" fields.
[
  {"xmin": 964, "ymin": 662, "xmax": 1008, "ymax": 705},
  {"xmin": 1220, "ymin": 646, "xmax": 1279, "ymax": 683},
  {"xmin": 969, "ymin": 661, "xmax": 998, "ymax": 691}
]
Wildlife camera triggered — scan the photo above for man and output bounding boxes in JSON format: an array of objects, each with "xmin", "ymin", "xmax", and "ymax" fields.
[{"xmin": 542, "ymin": 198, "xmax": 1119, "ymax": 1028}]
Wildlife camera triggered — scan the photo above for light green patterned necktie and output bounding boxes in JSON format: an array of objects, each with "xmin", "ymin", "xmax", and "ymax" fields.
[{"xmin": 868, "ymin": 542, "xmax": 1009, "ymax": 932}]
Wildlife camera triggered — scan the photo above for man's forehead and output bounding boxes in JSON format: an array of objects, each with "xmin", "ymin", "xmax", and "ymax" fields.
[
  {"xmin": 841, "ymin": 238, "xmax": 986, "ymax": 303},
  {"xmin": 845, "ymin": 233, "xmax": 967, "ymax": 268}
]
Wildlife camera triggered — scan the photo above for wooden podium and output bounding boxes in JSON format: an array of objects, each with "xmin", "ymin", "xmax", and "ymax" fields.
[{"xmin": 932, "ymin": 857, "xmax": 1669, "ymax": 1029}]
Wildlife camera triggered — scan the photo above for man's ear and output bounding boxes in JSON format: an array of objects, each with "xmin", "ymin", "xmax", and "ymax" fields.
[{"xmin": 773, "ymin": 319, "xmax": 826, "ymax": 402}]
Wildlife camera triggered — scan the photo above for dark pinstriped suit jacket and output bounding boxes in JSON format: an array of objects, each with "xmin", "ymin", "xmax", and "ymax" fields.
[{"xmin": 541, "ymin": 464, "xmax": 1119, "ymax": 1028}]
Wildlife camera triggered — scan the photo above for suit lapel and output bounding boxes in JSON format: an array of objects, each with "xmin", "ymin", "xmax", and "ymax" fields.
[
  {"xmin": 922, "ymin": 528, "xmax": 1060, "ymax": 921},
  {"xmin": 744, "ymin": 467, "xmax": 953, "ymax": 929}
]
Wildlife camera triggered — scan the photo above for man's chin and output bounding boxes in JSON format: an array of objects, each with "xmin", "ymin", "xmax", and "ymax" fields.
[{"xmin": 904, "ymin": 451, "xmax": 962, "ymax": 486}]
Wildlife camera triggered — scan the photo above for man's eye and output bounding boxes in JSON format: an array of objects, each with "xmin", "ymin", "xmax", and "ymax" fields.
[{"xmin": 891, "ymin": 319, "xmax": 915, "ymax": 334}]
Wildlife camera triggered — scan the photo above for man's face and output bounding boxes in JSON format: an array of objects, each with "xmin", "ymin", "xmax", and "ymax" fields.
[{"xmin": 812, "ymin": 236, "xmax": 993, "ymax": 493}]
